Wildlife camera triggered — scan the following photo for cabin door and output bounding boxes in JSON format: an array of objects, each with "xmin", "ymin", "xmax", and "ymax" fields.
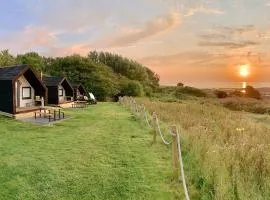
[{"xmin": 16, "ymin": 80, "xmax": 21, "ymax": 107}]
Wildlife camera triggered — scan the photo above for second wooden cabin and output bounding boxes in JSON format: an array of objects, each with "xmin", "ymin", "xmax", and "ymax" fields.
[
  {"xmin": 72, "ymin": 83, "xmax": 88, "ymax": 100},
  {"xmin": 42, "ymin": 76, "xmax": 74, "ymax": 105}
]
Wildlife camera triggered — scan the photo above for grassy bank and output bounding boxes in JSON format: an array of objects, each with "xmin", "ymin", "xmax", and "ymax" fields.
[
  {"xmin": 137, "ymin": 98, "xmax": 270, "ymax": 200},
  {"xmin": 0, "ymin": 103, "xmax": 177, "ymax": 200}
]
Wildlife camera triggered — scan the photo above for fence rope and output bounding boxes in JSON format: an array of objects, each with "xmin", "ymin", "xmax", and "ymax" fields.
[
  {"xmin": 175, "ymin": 128, "xmax": 190, "ymax": 200},
  {"xmin": 119, "ymin": 96, "xmax": 190, "ymax": 200},
  {"xmin": 143, "ymin": 106, "xmax": 152, "ymax": 128},
  {"xmin": 154, "ymin": 115, "xmax": 172, "ymax": 145}
]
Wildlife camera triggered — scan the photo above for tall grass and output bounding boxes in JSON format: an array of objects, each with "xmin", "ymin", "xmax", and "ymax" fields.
[{"xmin": 137, "ymin": 98, "xmax": 270, "ymax": 200}]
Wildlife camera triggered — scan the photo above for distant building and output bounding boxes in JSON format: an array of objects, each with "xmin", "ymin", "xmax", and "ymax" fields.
[
  {"xmin": 42, "ymin": 76, "xmax": 74, "ymax": 105},
  {"xmin": 72, "ymin": 83, "xmax": 88, "ymax": 100}
]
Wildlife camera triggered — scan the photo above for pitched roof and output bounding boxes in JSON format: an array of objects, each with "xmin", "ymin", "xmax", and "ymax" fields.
[
  {"xmin": 71, "ymin": 83, "xmax": 80, "ymax": 89},
  {"xmin": 42, "ymin": 76, "xmax": 65, "ymax": 86},
  {"xmin": 0, "ymin": 64, "xmax": 29, "ymax": 80}
]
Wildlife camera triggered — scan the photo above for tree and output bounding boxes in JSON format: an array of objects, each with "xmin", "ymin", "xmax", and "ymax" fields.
[
  {"xmin": 215, "ymin": 90, "xmax": 228, "ymax": 98},
  {"xmin": 177, "ymin": 82, "xmax": 184, "ymax": 87},
  {"xmin": 16, "ymin": 52, "xmax": 45, "ymax": 72},
  {"xmin": 0, "ymin": 50, "xmax": 16, "ymax": 67},
  {"xmin": 245, "ymin": 85, "xmax": 261, "ymax": 99},
  {"xmin": 120, "ymin": 81, "xmax": 144, "ymax": 97}
]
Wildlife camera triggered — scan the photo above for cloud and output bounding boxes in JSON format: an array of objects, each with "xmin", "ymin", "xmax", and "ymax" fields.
[
  {"xmin": 93, "ymin": 11, "xmax": 181, "ymax": 48},
  {"xmin": 140, "ymin": 51, "xmax": 215, "ymax": 67},
  {"xmin": 47, "ymin": 44, "xmax": 91, "ymax": 57},
  {"xmin": 198, "ymin": 33, "xmax": 228, "ymax": 40},
  {"xmin": 197, "ymin": 25, "xmax": 262, "ymax": 52},
  {"xmin": 184, "ymin": 5, "xmax": 224, "ymax": 17},
  {"xmin": 198, "ymin": 40, "xmax": 260, "ymax": 49},
  {"xmin": 0, "ymin": 26, "xmax": 58, "ymax": 52},
  {"xmin": 214, "ymin": 25, "xmax": 256, "ymax": 35}
]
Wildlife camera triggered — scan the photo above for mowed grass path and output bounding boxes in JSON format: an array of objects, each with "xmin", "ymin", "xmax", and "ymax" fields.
[{"xmin": 0, "ymin": 103, "xmax": 176, "ymax": 200}]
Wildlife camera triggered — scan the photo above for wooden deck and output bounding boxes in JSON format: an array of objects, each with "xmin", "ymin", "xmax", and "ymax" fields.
[{"xmin": 16, "ymin": 106, "xmax": 42, "ymax": 114}]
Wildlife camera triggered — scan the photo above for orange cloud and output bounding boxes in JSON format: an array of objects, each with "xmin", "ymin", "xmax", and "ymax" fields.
[{"xmin": 93, "ymin": 11, "xmax": 181, "ymax": 48}]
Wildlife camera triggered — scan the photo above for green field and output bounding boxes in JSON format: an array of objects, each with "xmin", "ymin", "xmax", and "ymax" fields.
[{"xmin": 0, "ymin": 103, "xmax": 178, "ymax": 200}]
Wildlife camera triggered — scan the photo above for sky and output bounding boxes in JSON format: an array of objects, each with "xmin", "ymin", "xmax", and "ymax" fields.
[{"xmin": 1, "ymin": 0, "xmax": 270, "ymax": 87}]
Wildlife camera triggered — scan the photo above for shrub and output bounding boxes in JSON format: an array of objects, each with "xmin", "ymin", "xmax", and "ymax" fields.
[
  {"xmin": 175, "ymin": 86, "xmax": 207, "ymax": 98},
  {"xmin": 120, "ymin": 81, "xmax": 144, "ymax": 97},
  {"xmin": 177, "ymin": 82, "xmax": 184, "ymax": 87},
  {"xmin": 215, "ymin": 90, "xmax": 228, "ymax": 98},
  {"xmin": 245, "ymin": 85, "xmax": 261, "ymax": 99},
  {"xmin": 229, "ymin": 90, "xmax": 243, "ymax": 97},
  {"xmin": 223, "ymin": 99, "xmax": 268, "ymax": 114}
]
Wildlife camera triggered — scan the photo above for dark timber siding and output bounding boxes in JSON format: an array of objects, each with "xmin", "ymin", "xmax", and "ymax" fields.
[
  {"xmin": 47, "ymin": 86, "xmax": 59, "ymax": 105},
  {"xmin": 0, "ymin": 80, "xmax": 14, "ymax": 114}
]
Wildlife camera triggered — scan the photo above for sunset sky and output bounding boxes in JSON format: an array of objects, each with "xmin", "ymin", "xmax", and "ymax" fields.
[{"xmin": 1, "ymin": 0, "xmax": 270, "ymax": 87}]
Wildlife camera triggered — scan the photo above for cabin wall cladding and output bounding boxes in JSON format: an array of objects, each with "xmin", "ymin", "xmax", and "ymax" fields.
[
  {"xmin": 0, "ymin": 80, "xmax": 14, "ymax": 113},
  {"xmin": 16, "ymin": 75, "xmax": 35, "ymax": 108},
  {"xmin": 58, "ymin": 85, "xmax": 66, "ymax": 104}
]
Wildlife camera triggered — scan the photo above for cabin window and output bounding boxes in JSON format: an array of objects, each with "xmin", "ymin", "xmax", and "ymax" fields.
[
  {"xmin": 22, "ymin": 87, "xmax": 31, "ymax": 99},
  {"xmin": 59, "ymin": 89, "xmax": 64, "ymax": 96}
]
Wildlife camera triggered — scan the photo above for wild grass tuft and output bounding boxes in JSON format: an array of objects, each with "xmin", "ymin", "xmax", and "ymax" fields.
[{"xmin": 137, "ymin": 97, "xmax": 270, "ymax": 200}]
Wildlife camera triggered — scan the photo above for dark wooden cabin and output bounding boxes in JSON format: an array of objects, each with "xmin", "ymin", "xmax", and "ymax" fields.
[
  {"xmin": 0, "ymin": 64, "xmax": 47, "ymax": 115},
  {"xmin": 72, "ymin": 83, "xmax": 88, "ymax": 100},
  {"xmin": 42, "ymin": 76, "xmax": 74, "ymax": 105}
]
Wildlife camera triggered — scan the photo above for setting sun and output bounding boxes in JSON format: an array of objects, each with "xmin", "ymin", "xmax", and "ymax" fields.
[{"xmin": 239, "ymin": 64, "xmax": 250, "ymax": 78}]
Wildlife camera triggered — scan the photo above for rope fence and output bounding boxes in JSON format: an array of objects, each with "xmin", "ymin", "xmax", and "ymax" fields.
[{"xmin": 119, "ymin": 96, "xmax": 190, "ymax": 200}]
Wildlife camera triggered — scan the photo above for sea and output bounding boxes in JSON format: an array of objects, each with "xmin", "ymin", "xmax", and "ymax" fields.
[{"xmin": 176, "ymin": 82, "xmax": 270, "ymax": 90}]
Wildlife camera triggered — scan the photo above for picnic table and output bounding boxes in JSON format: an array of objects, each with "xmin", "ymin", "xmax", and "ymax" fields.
[
  {"xmin": 34, "ymin": 107, "xmax": 65, "ymax": 122},
  {"xmin": 72, "ymin": 101, "xmax": 88, "ymax": 108}
]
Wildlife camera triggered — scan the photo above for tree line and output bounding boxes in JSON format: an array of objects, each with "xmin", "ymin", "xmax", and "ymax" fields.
[{"xmin": 0, "ymin": 50, "xmax": 160, "ymax": 101}]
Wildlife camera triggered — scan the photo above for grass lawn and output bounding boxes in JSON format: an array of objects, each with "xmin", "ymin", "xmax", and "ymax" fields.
[{"xmin": 0, "ymin": 103, "xmax": 177, "ymax": 200}]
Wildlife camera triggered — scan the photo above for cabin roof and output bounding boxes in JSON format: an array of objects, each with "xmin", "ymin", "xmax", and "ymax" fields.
[
  {"xmin": 0, "ymin": 64, "xmax": 29, "ymax": 80},
  {"xmin": 42, "ymin": 76, "xmax": 65, "ymax": 86},
  {"xmin": 71, "ymin": 83, "xmax": 81, "ymax": 89}
]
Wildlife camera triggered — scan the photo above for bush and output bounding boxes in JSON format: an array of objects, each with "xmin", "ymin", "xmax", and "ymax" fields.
[
  {"xmin": 120, "ymin": 81, "xmax": 144, "ymax": 97},
  {"xmin": 223, "ymin": 100, "xmax": 268, "ymax": 114},
  {"xmin": 175, "ymin": 86, "xmax": 207, "ymax": 98},
  {"xmin": 229, "ymin": 90, "xmax": 243, "ymax": 97},
  {"xmin": 215, "ymin": 90, "xmax": 228, "ymax": 98},
  {"xmin": 177, "ymin": 82, "xmax": 184, "ymax": 87},
  {"xmin": 246, "ymin": 85, "xmax": 261, "ymax": 99}
]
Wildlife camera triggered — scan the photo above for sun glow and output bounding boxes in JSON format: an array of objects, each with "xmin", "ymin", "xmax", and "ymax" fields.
[{"xmin": 239, "ymin": 64, "xmax": 250, "ymax": 78}]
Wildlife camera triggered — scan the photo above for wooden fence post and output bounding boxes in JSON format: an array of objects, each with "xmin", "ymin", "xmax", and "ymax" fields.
[
  {"xmin": 171, "ymin": 125, "xmax": 180, "ymax": 179},
  {"xmin": 139, "ymin": 105, "xmax": 144, "ymax": 122},
  {"xmin": 152, "ymin": 112, "xmax": 157, "ymax": 143}
]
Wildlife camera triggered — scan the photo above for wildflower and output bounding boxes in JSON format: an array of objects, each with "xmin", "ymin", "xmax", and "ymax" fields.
[{"xmin": 236, "ymin": 127, "xmax": 245, "ymax": 132}]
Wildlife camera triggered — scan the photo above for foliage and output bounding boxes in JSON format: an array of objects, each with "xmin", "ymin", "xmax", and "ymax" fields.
[
  {"xmin": 16, "ymin": 52, "xmax": 45, "ymax": 72},
  {"xmin": 215, "ymin": 90, "xmax": 228, "ymax": 98},
  {"xmin": 45, "ymin": 54, "xmax": 122, "ymax": 101},
  {"xmin": 0, "ymin": 50, "xmax": 159, "ymax": 101},
  {"xmin": 175, "ymin": 86, "xmax": 207, "ymax": 98},
  {"xmin": 177, "ymin": 82, "xmax": 184, "ymax": 87},
  {"xmin": 88, "ymin": 51, "xmax": 159, "ymax": 91},
  {"xmin": 245, "ymin": 85, "xmax": 261, "ymax": 99},
  {"xmin": 229, "ymin": 90, "xmax": 243, "ymax": 97},
  {"xmin": 222, "ymin": 98, "xmax": 269, "ymax": 114},
  {"xmin": 120, "ymin": 80, "xmax": 144, "ymax": 97},
  {"xmin": 0, "ymin": 50, "xmax": 17, "ymax": 67},
  {"xmin": 0, "ymin": 103, "xmax": 175, "ymax": 199},
  {"xmin": 229, "ymin": 86, "xmax": 261, "ymax": 100}
]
